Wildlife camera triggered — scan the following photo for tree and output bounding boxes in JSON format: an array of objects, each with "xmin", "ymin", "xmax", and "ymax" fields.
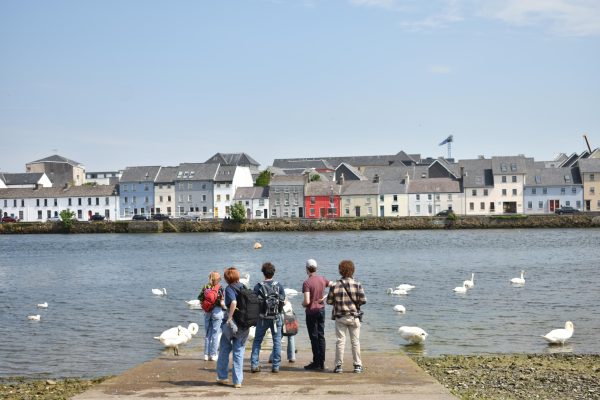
[
  {"xmin": 255, "ymin": 170, "xmax": 271, "ymax": 187},
  {"xmin": 309, "ymin": 173, "xmax": 321, "ymax": 182},
  {"xmin": 229, "ymin": 202, "xmax": 247, "ymax": 223},
  {"xmin": 60, "ymin": 209, "xmax": 76, "ymax": 232}
]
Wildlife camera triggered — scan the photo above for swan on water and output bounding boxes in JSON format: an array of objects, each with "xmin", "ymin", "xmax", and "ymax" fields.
[
  {"xmin": 542, "ymin": 321, "xmax": 574, "ymax": 345},
  {"xmin": 28, "ymin": 315, "xmax": 41, "ymax": 321},
  {"xmin": 253, "ymin": 242, "xmax": 262, "ymax": 249},
  {"xmin": 154, "ymin": 323, "xmax": 199, "ymax": 355},
  {"xmin": 453, "ymin": 282, "xmax": 468, "ymax": 293},
  {"xmin": 463, "ymin": 273, "xmax": 475, "ymax": 289},
  {"xmin": 152, "ymin": 288, "xmax": 167, "ymax": 296},
  {"xmin": 240, "ymin": 274, "xmax": 250, "ymax": 288},
  {"xmin": 37, "ymin": 302, "xmax": 48, "ymax": 309},
  {"xmin": 185, "ymin": 299, "xmax": 201, "ymax": 309},
  {"xmin": 398, "ymin": 326, "xmax": 428, "ymax": 344},
  {"xmin": 396, "ymin": 284, "xmax": 415, "ymax": 291},
  {"xmin": 393, "ymin": 305, "xmax": 406, "ymax": 313},
  {"xmin": 387, "ymin": 288, "xmax": 408, "ymax": 296},
  {"xmin": 511, "ymin": 271, "xmax": 525, "ymax": 285},
  {"xmin": 284, "ymin": 288, "xmax": 299, "ymax": 296}
]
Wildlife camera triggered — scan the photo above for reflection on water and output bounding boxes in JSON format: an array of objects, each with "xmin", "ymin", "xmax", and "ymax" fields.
[
  {"xmin": 544, "ymin": 344, "xmax": 575, "ymax": 354},
  {"xmin": 0, "ymin": 229, "xmax": 599, "ymax": 378}
]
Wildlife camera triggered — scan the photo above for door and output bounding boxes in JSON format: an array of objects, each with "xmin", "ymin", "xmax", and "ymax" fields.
[
  {"xmin": 319, "ymin": 208, "xmax": 326, "ymax": 218},
  {"xmin": 355, "ymin": 206, "xmax": 361, "ymax": 217},
  {"xmin": 585, "ymin": 200, "xmax": 591, "ymax": 211},
  {"xmin": 263, "ymin": 208, "xmax": 268, "ymax": 218},
  {"xmin": 379, "ymin": 205, "xmax": 384, "ymax": 217},
  {"xmin": 549, "ymin": 200, "xmax": 559, "ymax": 212}
]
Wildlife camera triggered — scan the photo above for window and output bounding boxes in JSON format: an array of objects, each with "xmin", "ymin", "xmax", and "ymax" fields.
[
  {"xmin": 527, "ymin": 201, "xmax": 532, "ymax": 209},
  {"xmin": 427, "ymin": 194, "xmax": 432, "ymax": 201},
  {"xmin": 590, "ymin": 174, "xmax": 595, "ymax": 181},
  {"xmin": 471, "ymin": 189, "xmax": 477, "ymax": 196},
  {"xmin": 490, "ymin": 202, "xmax": 495, "ymax": 212},
  {"xmin": 95, "ymin": 198, "xmax": 100, "ymax": 206},
  {"xmin": 502, "ymin": 189, "xmax": 507, "ymax": 196},
  {"xmin": 310, "ymin": 196, "xmax": 315, "ymax": 204},
  {"xmin": 393, "ymin": 195, "xmax": 397, "ymax": 202},
  {"xmin": 379, "ymin": 195, "xmax": 384, "ymax": 201},
  {"xmin": 448, "ymin": 194, "xmax": 452, "ymax": 200},
  {"xmin": 44, "ymin": 199, "xmax": 48, "ymax": 207},
  {"xmin": 133, "ymin": 196, "xmax": 137, "ymax": 204},
  {"xmin": 217, "ymin": 183, "xmax": 221, "ymax": 188},
  {"xmin": 77, "ymin": 210, "xmax": 82, "ymax": 219},
  {"xmin": 245, "ymin": 201, "xmax": 250, "ymax": 206},
  {"xmin": 345, "ymin": 208, "xmax": 350, "ymax": 215},
  {"xmin": 480, "ymin": 202, "xmax": 485, "ymax": 210},
  {"xmin": 543, "ymin": 188, "xmax": 547, "ymax": 195},
  {"xmin": 576, "ymin": 201, "xmax": 581, "ymax": 208},
  {"xmin": 2, "ymin": 200, "xmax": 6, "ymax": 207},
  {"xmin": 37, "ymin": 210, "xmax": 42, "ymax": 219},
  {"xmin": 512, "ymin": 189, "xmax": 517, "ymax": 196},
  {"xmin": 159, "ymin": 196, "xmax": 163, "ymax": 202},
  {"xmin": 144, "ymin": 184, "xmax": 149, "ymax": 191},
  {"xmin": 168, "ymin": 195, "xmax": 172, "ymax": 202},
  {"xmin": 178, "ymin": 183, "xmax": 184, "ymax": 190},
  {"xmin": 501, "ymin": 163, "xmax": 507, "ymax": 172},
  {"xmin": 502, "ymin": 176, "xmax": 507, "ymax": 183},
  {"xmin": 53, "ymin": 198, "xmax": 58, "ymax": 206},
  {"xmin": 512, "ymin": 176, "xmax": 517, "ymax": 183},
  {"xmin": 188, "ymin": 195, "xmax": 192, "ymax": 202},
  {"xmin": 201, "ymin": 183, "xmax": 206, "ymax": 189},
  {"xmin": 483, "ymin": 189, "xmax": 488, "ymax": 196},
  {"xmin": 178, "ymin": 195, "xmax": 183, "ymax": 202},
  {"xmin": 535, "ymin": 175, "xmax": 541, "ymax": 184},
  {"xmin": 78, "ymin": 198, "xmax": 82, "ymax": 206},
  {"xmin": 201, "ymin": 194, "xmax": 206, "ymax": 202},
  {"xmin": 122, "ymin": 184, "xmax": 128, "ymax": 192},
  {"xmin": 566, "ymin": 201, "xmax": 571, "ymax": 206},
  {"xmin": 87, "ymin": 198, "xmax": 92, "ymax": 206},
  {"xmin": 469, "ymin": 202, "xmax": 474, "ymax": 211},
  {"xmin": 590, "ymin": 186, "xmax": 595, "ymax": 194},
  {"xmin": 510, "ymin": 163, "xmax": 517, "ymax": 172},
  {"xmin": 188, "ymin": 183, "xmax": 193, "ymax": 190},
  {"xmin": 366, "ymin": 197, "xmax": 372, "ymax": 204},
  {"xmin": 416, "ymin": 205, "xmax": 421, "ymax": 213},
  {"xmin": 572, "ymin": 187, "xmax": 577, "ymax": 194},
  {"xmin": 435, "ymin": 194, "xmax": 440, "ymax": 201},
  {"xmin": 217, "ymin": 194, "xmax": 221, "ymax": 201},
  {"xmin": 538, "ymin": 201, "xmax": 543, "ymax": 209},
  {"xmin": 145, "ymin": 196, "xmax": 149, "ymax": 203},
  {"xmin": 124, "ymin": 197, "xmax": 128, "ymax": 204},
  {"xmin": 36, "ymin": 199, "xmax": 40, "ymax": 206},
  {"xmin": 226, "ymin": 183, "xmax": 230, "ymax": 188},
  {"xmin": 367, "ymin": 207, "xmax": 373, "ymax": 215},
  {"xmin": 532, "ymin": 188, "xmax": 537, "ymax": 195},
  {"xmin": 560, "ymin": 188, "xmax": 566, "ymax": 195},
  {"xmin": 105, "ymin": 197, "xmax": 109, "ymax": 205},
  {"xmin": 416, "ymin": 194, "xmax": 420, "ymax": 200},
  {"xmin": 68, "ymin": 198, "xmax": 72, "ymax": 206},
  {"xmin": 258, "ymin": 199, "xmax": 264, "ymax": 206},
  {"xmin": 392, "ymin": 205, "xmax": 398, "ymax": 213},
  {"xmin": 226, "ymin": 194, "xmax": 230, "ymax": 201}
]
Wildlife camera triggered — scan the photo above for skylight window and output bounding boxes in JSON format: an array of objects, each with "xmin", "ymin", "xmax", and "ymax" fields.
[{"xmin": 535, "ymin": 175, "xmax": 541, "ymax": 184}]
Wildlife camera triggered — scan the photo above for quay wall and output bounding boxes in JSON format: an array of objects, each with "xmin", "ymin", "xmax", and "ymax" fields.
[{"xmin": 1, "ymin": 214, "xmax": 600, "ymax": 234}]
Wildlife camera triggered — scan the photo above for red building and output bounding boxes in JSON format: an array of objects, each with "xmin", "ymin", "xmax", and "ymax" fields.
[{"xmin": 304, "ymin": 181, "xmax": 342, "ymax": 219}]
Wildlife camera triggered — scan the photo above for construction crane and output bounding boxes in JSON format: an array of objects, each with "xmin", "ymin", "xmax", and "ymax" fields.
[
  {"xmin": 439, "ymin": 135, "xmax": 454, "ymax": 159},
  {"xmin": 583, "ymin": 134, "xmax": 592, "ymax": 153}
]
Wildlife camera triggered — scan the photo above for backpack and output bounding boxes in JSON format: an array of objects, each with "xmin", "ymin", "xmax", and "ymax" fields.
[
  {"xmin": 232, "ymin": 285, "xmax": 261, "ymax": 329},
  {"xmin": 258, "ymin": 281, "xmax": 284, "ymax": 320},
  {"xmin": 201, "ymin": 284, "xmax": 221, "ymax": 313}
]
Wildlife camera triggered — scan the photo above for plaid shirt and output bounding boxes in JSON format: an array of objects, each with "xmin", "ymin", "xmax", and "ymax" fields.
[{"xmin": 326, "ymin": 277, "xmax": 366, "ymax": 320}]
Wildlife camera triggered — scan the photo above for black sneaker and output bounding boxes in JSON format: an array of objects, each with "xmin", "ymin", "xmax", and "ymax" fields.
[
  {"xmin": 304, "ymin": 363, "xmax": 318, "ymax": 370},
  {"xmin": 333, "ymin": 365, "xmax": 343, "ymax": 373},
  {"xmin": 353, "ymin": 364, "xmax": 363, "ymax": 373}
]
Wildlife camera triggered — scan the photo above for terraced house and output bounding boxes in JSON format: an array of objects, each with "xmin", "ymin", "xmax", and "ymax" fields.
[
  {"xmin": 523, "ymin": 166, "xmax": 583, "ymax": 213},
  {"xmin": 173, "ymin": 163, "xmax": 219, "ymax": 218},
  {"xmin": 119, "ymin": 166, "xmax": 161, "ymax": 218},
  {"xmin": 578, "ymin": 158, "xmax": 600, "ymax": 211}
]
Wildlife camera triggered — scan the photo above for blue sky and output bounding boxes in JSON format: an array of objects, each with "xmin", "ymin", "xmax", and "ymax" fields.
[{"xmin": 1, "ymin": 0, "xmax": 599, "ymax": 172}]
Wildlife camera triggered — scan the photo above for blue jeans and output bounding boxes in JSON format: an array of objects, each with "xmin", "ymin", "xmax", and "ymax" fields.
[
  {"xmin": 306, "ymin": 308, "xmax": 326, "ymax": 366},
  {"xmin": 250, "ymin": 316, "xmax": 283, "ymax": 369},
  {"xmin": 216, "ymin": 322, "xmax": 249, "ymax": 385},
  {"xmin": 270, "ymin": 335, "xmax": 296, "ymax": 362},
  {"xmin": 204, "ymin": 307, "xmax": 224, "ymax": 358}
]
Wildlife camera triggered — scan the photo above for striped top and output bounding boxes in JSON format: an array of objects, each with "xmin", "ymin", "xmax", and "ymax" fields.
[{"xmin": 327, "ymin": 277, "xmax": 366, "ymax": 320}]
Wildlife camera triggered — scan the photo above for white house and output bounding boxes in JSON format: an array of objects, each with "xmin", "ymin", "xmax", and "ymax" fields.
[
  {"xmin": 0, "ymin": 172, "xmax": 53, "ymax": 189},
  {"xmin": 233, "ymin": 186, "xmax": 270, "ymax": 219},
  {"xmin": 213, "ymin": 165, "xmax": 253, "ymax": 219},
  {"xmin": 407, "ymin": 178, "xmax": 462, "ymax": 216}
]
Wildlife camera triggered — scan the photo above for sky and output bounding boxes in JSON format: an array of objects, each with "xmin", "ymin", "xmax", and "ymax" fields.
[{"xmin": 1, "ymin": 0, "xmax": 599, "ymax": 172}]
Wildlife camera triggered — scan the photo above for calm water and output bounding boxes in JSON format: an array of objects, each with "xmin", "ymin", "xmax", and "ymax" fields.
[{"xmin": 1, "ymin": 229, "xmax": 599, "ymax": 378}]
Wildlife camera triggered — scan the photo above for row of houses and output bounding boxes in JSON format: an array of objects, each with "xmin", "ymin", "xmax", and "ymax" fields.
[{"xmin": 2, "ymin": 150, "xmax": 600, "ymax": 222}]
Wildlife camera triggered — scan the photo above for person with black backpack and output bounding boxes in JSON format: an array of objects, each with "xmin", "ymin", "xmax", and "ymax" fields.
[
  {"xmin": 216, "ymin": 267, "xmax": 255, "ymax": 389},
  {"xmin": 250, "ymin": 262, "xmax": 286, "ymax": 373}
]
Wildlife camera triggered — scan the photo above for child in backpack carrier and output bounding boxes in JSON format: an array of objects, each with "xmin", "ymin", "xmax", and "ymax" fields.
[
  {"xmin": 270, "ymin": 299, "xmax": 297, "ymax": 364},
  {"xmin": 198, "ymin": 271, "xmax": 226, "ymax": 361}
]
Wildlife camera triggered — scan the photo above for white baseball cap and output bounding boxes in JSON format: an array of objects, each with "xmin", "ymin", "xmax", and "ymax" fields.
[{"xmin": 305, "ymin": 259, "xmax": 318, "ymax": 269}]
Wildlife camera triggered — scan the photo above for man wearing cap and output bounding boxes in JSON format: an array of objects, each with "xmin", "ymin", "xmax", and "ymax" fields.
[{"xmin": 302, "ymin": 259, "xmax": 331, "ymax": 370}]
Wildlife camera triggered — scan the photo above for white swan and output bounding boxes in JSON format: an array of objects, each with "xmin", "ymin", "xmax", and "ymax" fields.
[
  {"xmin": 396, "ymin": 284, "xmax": 415, "ymax": 291},
  {"xmin": 152, "ymin": 288, "xmax": 167, "ymax": 296},
  {"xmin": 154, "ymin": 323, "xmax": 199, "ymax": 355},
  {"xmin": 463, "ymin": 273, "xmax": 475, "ymax": 289},
  {"xmin": 542, "ymin": 321, "xmax": 574, "ymax": 345},
  {"xmin": 284, "ymin": 288, "xmax": 299, "ymax": 296},
  {"xmin": 398, "ymin": 326, "xmax": 428, "ymax": 344},
  {"xmin": 387, "ymin": 288, "xmax": 408, "ymax": 296},
  {"xmin": 239, "ymin": 274, "xmax": 250, "ymax": 288},
  {"xmin": 511, "ymin": 271, "xmax": 525, "ymax": 285},
  {"xmin": 37, "ymin": 302, "xmax": 48, "ymax": 309},
  {"xmin": 393, "ymin": 305, "xmax": 406, "ymax": 313},
  {"xmin": 185, "ymin": 299, "xmax": 201, "ymax": 309},
  {"xmin": 453, "ymin": 282, "xmax": 468, "ymax": 293},
  {"xmin": 28, "ymin": 315, "xmax": 41, "ymax": 321},
  {"xmin": 253, "ymin": 242, "xmax": 262, "ymax": 249}
]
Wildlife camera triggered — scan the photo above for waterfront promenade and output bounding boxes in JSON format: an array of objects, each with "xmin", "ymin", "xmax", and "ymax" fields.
[{"xmin": 73, "ymin": 348, "xmax": 456, "ymax": 400}]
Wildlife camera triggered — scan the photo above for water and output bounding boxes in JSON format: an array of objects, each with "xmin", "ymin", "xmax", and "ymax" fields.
[{"xmin": 1, "ymin": 229, "xmax": 599, "ymax": 378}]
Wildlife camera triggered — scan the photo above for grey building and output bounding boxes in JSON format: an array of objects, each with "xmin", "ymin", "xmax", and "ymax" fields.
[
  {"xmin": 269, "ymin": 175, "xmax": 305, "ymax": 218},
  {"xmin": 119, "ymin": 166, "xmax": 161, "ymax": 218},
  {"xmin": 174, "ymin": 163, "xmax": 219, "ymax": 217},
  {"xmin": 26, "ymin": 155, "xmax": 86, "ymax": 187}
]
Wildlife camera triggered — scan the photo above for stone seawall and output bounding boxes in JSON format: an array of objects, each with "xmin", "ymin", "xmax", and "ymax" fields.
[{"xmin": 1, "ymin": 214, "xmax": 600, "ymax": 234}]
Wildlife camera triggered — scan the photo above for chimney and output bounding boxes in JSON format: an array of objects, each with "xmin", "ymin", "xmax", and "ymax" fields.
[
  {"xmin": 373, "ymin": 174, "xmax": 379, "ymax": 183},
  {"xmin": 460, "ymin": 166, "xmax": 465, "ymax": 177},
  {"xmin": 404, "ymin": 172, "xmax": 410, "ymax": 185},
  {"xmin": 338, "ymin": 173, "xmax": 345, "ymax": 185}
]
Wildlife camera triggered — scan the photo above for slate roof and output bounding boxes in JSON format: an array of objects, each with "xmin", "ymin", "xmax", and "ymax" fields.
[
  {"xmin": 205, "ymin": 153, "xmax": 260, "ymax": 166},
  {"xmin": 120, "ymin": 166, "xmax": 162, "ymax": 182},
  {"xmin": 336, "ymin": 163, "xmax": 367, "ymax": 181},
  {"xmin": 0, "ymin": 185, "xmax": 118, "ymax": 199},
  {"xmin": 430, "ymin": 158, "xmax": 460, "ymax": 178},
  {"xmin": 233, "ymin": 186, "xmax": 269, "ymax": 200},
  {"xmin": 304, "ymin": 181, "xmax": 343, "ymax": 196},
  {"xmin": 214, "ymin": 165, "xmax": 238, "ymax": 182},
  {"xmin": 270, "ymin": 175, "xmax": 305, "ymax": 186},
  {"xmin": 0, "ymin": 172, "xmax": 45, "ymax": 185},
  {"xmin": 272, "ymin": 159, "xmax": 335, "ymax": 170},
  {"xmin": 273, "ymin": 153, "xmax": 411, "ymax": 169},
  {"xmin": 341, "ymin": 181, "xmax": 380, "ymax": 196},
  {"xmin": 361, "ymin": 165, "xmax": 430, "ymax": 182},
  {"xmin": 155, "ymin": 166, "xmax": 179, "ymax": 183},
  {"xmin": 578, "ymin": 158, "xmax": 600, "ymax": 173},
  {"xmin": 378, "ymin": 181, "xmax": 407, "ymax": 195},
  {"xmin": 458, "ymin": 159, "xmax": 494, "ymax": 188},
  {"xmin": 407, "ymin": 178, "xmax": 461, "ymax": 194},
  {"xmin": 175, "ymin": 163, "xmax": 220, "ymax": 181},
  {"xmin": 491, "ymin": 156, "xmax": 533, "ymax": 175},
  {"xmin": 525, "ymin": 167, "xmax": 582, "ymax": 186},
  {"xmin": 28, "ymin": 154, "xmax": 83, "ymax": 167}
]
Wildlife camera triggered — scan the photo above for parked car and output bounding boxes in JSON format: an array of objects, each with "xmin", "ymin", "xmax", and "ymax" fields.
[
  {"xmin": 555, "ymin": 206, "xmax": 580, "ymax": 215},
  {"xmin": 435, "ymin": 209, "xmax": 455, "ymax": 217},
  {"xmin": 90, "ymin": 214, "xmax": 106, "ymax": 221},
  {"xmin": 152, "ymin": 213, "xmax": 170, "ymax": 221},
  {"xmin": 1, "ymin": 216, "xmax": 18, "ymax": 223},
  {"xmin": 177, "ymin": 214, "xmax": 200, "ymax": 221},
  {"xmin": 47, "ymin": 216, "xmax": 62, "ymax": 222},
  {"xmin": 132, "ymin": 214, "xmax": 149, "ymax": 221}
]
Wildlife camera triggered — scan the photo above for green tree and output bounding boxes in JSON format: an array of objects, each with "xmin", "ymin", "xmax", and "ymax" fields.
[
  {"xmin": 230, "ymin": 202, "xmax": 247, "ymax": 223},
  {"xmin": 309, "ymin": 173, "xmax": 321, "ymax": 182},
  {"xmin": 255, "ymin": 170, "xmax": 271, "ymax": 187},
  {"xmin": 59, "ymin": 209, "xmax": 76, "ymax": 232}
]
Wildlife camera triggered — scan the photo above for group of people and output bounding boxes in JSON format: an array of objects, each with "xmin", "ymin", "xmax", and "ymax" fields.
[{"xmin": 197, "ymin": 258, "xmax": 367, "ymax": 388}]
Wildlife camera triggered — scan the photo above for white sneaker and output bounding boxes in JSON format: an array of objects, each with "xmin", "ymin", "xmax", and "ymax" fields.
[
  {"xmin": 204, "ymin": 355, "xmax": 209, "ymax": 361},
  {"xmin": 210, "ymin": 355, "xmax": 218, "ymax": 361}
]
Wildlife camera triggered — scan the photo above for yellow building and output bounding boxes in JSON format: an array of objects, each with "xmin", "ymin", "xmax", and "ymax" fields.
[{"xmin": 578, "ymin": 158, "xmax": 600, "ymax": 211}]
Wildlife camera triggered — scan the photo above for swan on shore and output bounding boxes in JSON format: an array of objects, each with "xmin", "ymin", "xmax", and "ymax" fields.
[
  {"xmin": 453, "ymin": 282, "xmax": 468, "ymax": 293},
  {"xmin": 398, "ymin": 326, "xmax": 428, "ymax": 344},
  {"xmin": 154, "ymin": 323, "xmax": 199, "ymax": 355},
  {"xmin": 393, "ymin": 305, "xmax": 406, "ymax": 313},
  {"xmin": 28, "ymin": 315, "xmax": 41, "ymax": 321},
  {"xmin": 284, "ymin": 288, "xmax": 299, "ymax": 296},
  {"xmin": 463, "ymin": 273, "xmax": 475, "ymax": 289},
  {"xmin": 542, "ymin": 321, "xmax": 574, "ymax": 345},
  {"xmin": 37, "ymin": 302, "xmax": 48, "ymax": 309},
  {"xmin": 511, "ymin": 271, "xmax": 525, "ymax": 285},
  {"xmin": 396, "ymin": 284, "xmax": 415, "ymax": 291},
  {"xmin": 387, "ymin": 288, "xmax": 408, "ymax": 296},
  {"xmin": 152, "ymin": 288, "xmax": 167, "ymax": 296}
]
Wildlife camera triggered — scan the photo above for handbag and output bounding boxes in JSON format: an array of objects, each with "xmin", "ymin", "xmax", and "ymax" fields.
[
  {"xmin": 340, "ymin": 280, "xmax": 363, "ymax": 322},
  {"xmin": 282, "ymin": 311, "xmax": 298, "ymax": 336}
]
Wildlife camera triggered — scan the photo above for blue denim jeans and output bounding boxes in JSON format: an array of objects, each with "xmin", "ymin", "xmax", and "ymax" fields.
[
  {"xmin": 270, "ymin": 335, "xmax": 296, "ymax": 362},
  {"xmin": 216, "ymin": 322, "xmax": 249, "ymax": 385},
  {"xmin": 250, "ymin": 316, "xmax": 283, "ymax": 369},
  {"xmin": 204, "ymin": 307, "xmax": 224, "ymax": 358}
]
